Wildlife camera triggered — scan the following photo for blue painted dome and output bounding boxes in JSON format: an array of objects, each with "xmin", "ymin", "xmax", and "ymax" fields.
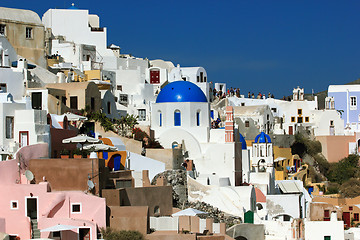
[
  {"xmin": 239, "ymin": 133, "xmax": 247, "ymax": 150},
  {"xmin": 156, "ymin": 81, "xmax": 208, "ymax": 103},
  {"xmin": 254, "ymin": 132, "xmax": 271, "ymax": 143}
]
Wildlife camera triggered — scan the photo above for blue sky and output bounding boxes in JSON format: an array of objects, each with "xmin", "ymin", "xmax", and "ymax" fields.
[{"xmin": 2, "ymin": 0, "xmax": 360, "ymax": 97}]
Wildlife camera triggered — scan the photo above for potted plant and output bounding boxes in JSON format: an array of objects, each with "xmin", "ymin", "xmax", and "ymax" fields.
[
  {"xmin": 73, "ymin": 148, "xmax": 82, "ymax": 158},
  {"xmin": 60, "ymin": 149, "xmax": 70, "ymax": 159}
]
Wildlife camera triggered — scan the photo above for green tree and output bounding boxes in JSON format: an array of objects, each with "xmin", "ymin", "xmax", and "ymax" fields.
[{"xmin": 327, "ymin": 154, "xmax": 359, "ymax": 185}]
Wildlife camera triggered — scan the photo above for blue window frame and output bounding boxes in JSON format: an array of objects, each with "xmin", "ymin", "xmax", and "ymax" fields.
[{"xmin": 174, "ymin": 110, "xmax": 181, "ymax": 126}]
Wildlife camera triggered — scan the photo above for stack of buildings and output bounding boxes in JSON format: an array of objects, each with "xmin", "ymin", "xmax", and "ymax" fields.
[{"xmin": 0, "ymin": 4, "xmax": 359, "ymax": 240}]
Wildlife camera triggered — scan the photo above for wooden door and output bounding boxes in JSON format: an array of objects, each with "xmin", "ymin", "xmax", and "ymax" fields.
[
  {"xmin": 150, "ymin": 70, "xmax": 160, "ymax": 84},
  {"xmin": 343, "ymin": 212, "xmax": 351, "ymax": 227}
]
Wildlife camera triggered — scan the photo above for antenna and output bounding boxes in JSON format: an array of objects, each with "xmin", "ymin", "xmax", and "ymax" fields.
[
  {"xmin": 87, "ymin": 180, "xmax": 95, "ymax": 190},
  {"xmin": 24, "ymin": 170, "xmax": 34, "ymax": 182}
]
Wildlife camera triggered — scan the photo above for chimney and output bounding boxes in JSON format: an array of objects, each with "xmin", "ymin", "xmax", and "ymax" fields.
[{"xmin": 330, "ymin": 211, "xmax": 337, "ymax": 221}]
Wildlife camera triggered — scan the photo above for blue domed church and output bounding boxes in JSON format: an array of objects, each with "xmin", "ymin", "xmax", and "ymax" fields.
[{"xmin": 151, "ymin": 81, "xmax": 210, "ymax": 144}]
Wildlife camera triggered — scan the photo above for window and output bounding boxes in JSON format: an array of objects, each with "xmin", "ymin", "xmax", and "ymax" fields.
[
  {"xmin": 159, "ymin": 111, "xmax": 162, "ymax": 127},
  {"xmin": 305, "ymin": 117, "xmax": 309, "ymax": 122},
  {"xmin": 271, "ymin": 108, "xmax": 277, "ymax": 112},
  {"xmin": 174, "ymin": 110, "xmax": 181, "ymax": 126},
  {"xmin": 71, "ymin": 203, "xmax": 81, "ymax": 213},
  {"xmin": 31, "ymin": 92, "xmax": 42, "ymax": 110},
  {"xmin": 107, "ymin": 102, "xmax": 111, "ymax": 114},
  {"xmin": 0, "ymin": 83, "xmax": 6, "ymax": 92},
  {"xmin": 10, "ymin": 200, "xmax": 18, "ymax": 209},
  {"xmin": 61, "ymin": 96, "xmax": 66, "ymax": 105},
  {"xmin": 241, "ymin": 103, "xmax": 245, "ymax": 106},
  {"xmin": 25, "ymin": 27, "xmax": 33, "ymax": 39},
  {"xmin": 138, "ymin": 109, "xmax": 146, "ymax": 121},
  {"xmin": 324, "ymin": 236, "xmax": 331, "ymax": 240},
  {"xmin": 354, "ymin": 213, "xmax": 359, "ymax": 221},
  {"xmin": 91, "ymin": 97, "xmax": 95, "ymax": 111},
  {"xmin": 70, "ymin": 96, "xmax": 78, "ymax": 109},
  {"xmin": 350, "ymin": 96, "xmax": 357, "ymax": 110},
  {"xmin": 6, "ymin": 117, "xmax": 14, "ymax": 139},
  {"xmin": 349, "ymin": 206, "xmax": 353, "ymax": 211},
  {"xmin": 0, "ymin": 24, "xmax": 5, "ymax": 35},
  {"xmin": 197, "ymin": 76, "xmax": 200, "ymax": 82},
  {"xmin": 245, "ymin": 121, "xmax": 250, "ymax": 127},
  {"xmin": 117, "ymin": 85, "xmax": 122, "ymax": 91},
  {"xmin": 119, "ymin": 94, "xmax": 128, "ymax": 104},
  {"xmin": 298, "ymin": 109, "xmax": 302, "ymax": 115},
  {"xmin": 297, "ymin": 117, "xmax": 303, "ymax": 123},
  {"xmin": 324, "ymin": 210, "xmax": 330, "ymax": 218},
  {"xmin": 196, "ymin": 111, "xmax": 200, "ymax": 126},
  {"xmin": 291, "ymin": 117, "xmax": 295, "ymax": 122}
]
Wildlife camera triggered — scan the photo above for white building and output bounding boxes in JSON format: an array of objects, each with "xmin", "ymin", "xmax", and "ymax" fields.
[{"xmin": 168, "ymin": 65, "xmax": 213, "ymax": 102}]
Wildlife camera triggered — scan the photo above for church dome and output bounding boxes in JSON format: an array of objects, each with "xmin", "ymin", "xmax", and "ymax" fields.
[
  {"xmin": 156, "ymin": 81, "xmax": 208, "ymax": 103},
  {"xmin": 239, "ymin": 133, "xmax": 247, "ymax": 150},
  {"xmin": 254, "ymin": 132, "xmax": 271, "ymax": 143}
]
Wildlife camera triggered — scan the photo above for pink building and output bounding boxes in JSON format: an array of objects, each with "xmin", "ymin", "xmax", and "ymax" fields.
[{"xmin": 0, "ymin": 159, "xmax": 106, "ymax": 239}]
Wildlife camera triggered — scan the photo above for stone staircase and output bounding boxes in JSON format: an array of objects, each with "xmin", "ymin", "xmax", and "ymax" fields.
[{"xmin": 31, "ymin": 219, "xmax": 41, "ymax": 239}]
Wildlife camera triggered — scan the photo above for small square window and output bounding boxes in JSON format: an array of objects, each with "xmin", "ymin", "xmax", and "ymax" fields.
[
  {"xmin": 26, "ymin": 27, "xmax": 33, "ymax": 39},
  {"xmin": 349, "ymin": 206, "xmax": 353, "ymax": 211},
  {"xmin": 297, "ymin": 117, "xmax": 303, "ymax": 123},
  {"xmin": 245, "ymin": 121, "xmax": 249, "ymax": 127},
  {"xmin": 305, "ymin": 117, "xmax": 309, "ymax": 122},
  {"xmin": 350, "ymin": 96, "xmax": 357, "ymax": 110},
  {"xmin": 324, "ymin": 236, "xmax": 331, "ymax": 240},
  {"xmin": 354, "ymin": 213, "xmax": 359, "ymax": 221},
  {"xmin": 291, "ymin": 117, "xmax": 295, "ymax": 122},
  {"xmin": 117, "ymin": 85, "xmax": 122, "ymax": 91},
  {"xmin": 10, "ymin": 200, "xmax": 18, "ymax": 209},
  {"xmin": 71, "ymin": 203, "xmax": 81, "ymax": 213},
  {"xmin": 298, "ymin": 109, "xmax": 302, "ymax": 115}
]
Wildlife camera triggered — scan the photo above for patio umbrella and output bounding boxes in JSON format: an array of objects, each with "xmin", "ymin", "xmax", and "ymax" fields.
[
  {"xmin": 62, "ymin": 134, "xmax": 101, "ymax": 144},
  {"xmin": 172, "ymin": 208, "xmax": 208, "ymax": 217},
  {"xmin": 83, "ymin": 143, "xmax": 118, "ymax": 152},
  {"xmin": 40, "ymin": 224, "xmax": 78, "ymax": 232},
  {"xmin": 63, "ymin": 112, "xmax": 88, "ymax": 121},
  {"xmin": 62, "ymin": 134, "xmax": 102, "ymax": 153}
]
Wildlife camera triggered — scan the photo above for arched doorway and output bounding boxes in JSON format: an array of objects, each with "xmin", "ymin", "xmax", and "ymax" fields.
[
  {"xmin": 108, "ymin": 154, "xmax": 122, "ymax": 171},
  {"xmin": 235, "ymin": 237, "xmax": 248, "ymax": 240}
]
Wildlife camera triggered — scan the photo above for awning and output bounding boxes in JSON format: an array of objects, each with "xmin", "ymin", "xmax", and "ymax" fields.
[{"xmin": 40, "ymin": 224, "xmax": 78, "ymax": 232}]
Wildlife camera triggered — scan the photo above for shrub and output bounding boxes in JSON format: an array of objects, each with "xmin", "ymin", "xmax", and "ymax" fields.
[
  {"xmin": 101, "ymin": 228, "xmax": 144, "ymax": 240},
  {"xmin": 340, "ymin": 178, "xmax": 360, "ymax": 198},
  {"xmin": 60, "ymin": 149, "xmax": 70, "ymax": 155},
  {"xmin": 326, "ymin": 182, "xmax": 339, "ymax": 195}
]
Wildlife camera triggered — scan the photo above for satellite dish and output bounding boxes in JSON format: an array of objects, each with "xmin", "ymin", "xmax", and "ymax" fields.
[
  {"xmin": 87, "ymin": 180, "xmax": 95, "ymax": 190},
  {"xmin": 24, "ymin": 170, "xmax": 34, "ymax": 181}
]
